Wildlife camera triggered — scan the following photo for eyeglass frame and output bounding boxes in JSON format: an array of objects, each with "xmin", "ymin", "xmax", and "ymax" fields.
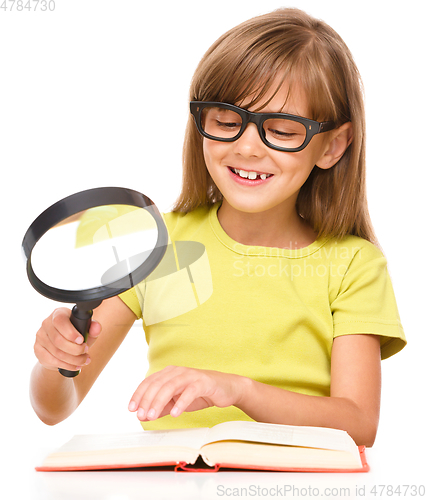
[{"xmin": 190, "ymin": 101, "xmax": 336, "ymax": 153}]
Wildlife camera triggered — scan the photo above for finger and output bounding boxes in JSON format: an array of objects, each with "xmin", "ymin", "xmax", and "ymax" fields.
[
  {"xmin": 34, "ymin": 342, "xmax": 85, "ymax": 372},
  {"xmin": 142, "ymin": 382, "xmax": 178, "ymax": 421},
  {"xmin": 128, "ymin": 377, "xmax": 155, "ymax": 413},
  {"xmin": 45, "ymin": 327, "xmax": 89, "ymax": 357},
  {"xmin": 136, "ymin": 400, "xmax": 176, "ymax": 421},
  {"xmin": 51, "ymin": 308, "xmax": 87, "ymax": 345},
  {"xmin": 37, "ymin": 326, "xmax": 90, "ymax": 368},
  {"xmin": 128, "ymin": 366, "xmax": 178, "ymax": 412},
  {"xmin": 49, "ymin": 309, "xmax": 94, "ymax": 360},
  {"xmin": 134, "ymin": 379, "xmax": 170, "ymax": 420},
  {"xmin": 129, "ymin": 377, "xmax": 175, "ymax": 420},
  {"xmin": 156, "ymin": 400, "xmax": 176, "ymax": 419},
  {"xmin": 51, "ymin": 344, "xmax": 91, "ymax": 369},
  {"xmin": 42, "ymin": 324, "xmax": 89, "ymax": 360},
  {"xmin": 139, "ymin": 374, "xmax": 195, "ymax": 421},
  {"xmin": 86, "ymin": 320, "xmax": 102, "ymax": 348},
  {"xmin": 170, "ymin": 384, "xmax": 201, "ymax": 418}
]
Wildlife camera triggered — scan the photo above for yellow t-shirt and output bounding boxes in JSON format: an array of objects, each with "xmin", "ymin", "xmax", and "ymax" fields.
[{"xmin": 119, "ymin": 203, "xmax": 406, "ymax": 430}]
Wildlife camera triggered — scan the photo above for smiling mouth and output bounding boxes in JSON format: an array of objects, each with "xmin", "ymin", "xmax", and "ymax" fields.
[{"xmin": 229, "ymin": 167, "xmax": 273, "ymax": 181}]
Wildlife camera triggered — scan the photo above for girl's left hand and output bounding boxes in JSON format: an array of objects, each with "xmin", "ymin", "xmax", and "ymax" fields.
[{"xmin": 128, "ymin": 365, "xmax": 248, "ymax": 421}]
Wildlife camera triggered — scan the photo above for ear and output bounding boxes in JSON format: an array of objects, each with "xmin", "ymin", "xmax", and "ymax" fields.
[{"xmin": 316, "ymin": 122, "xmax": 353, "ymax": 170}]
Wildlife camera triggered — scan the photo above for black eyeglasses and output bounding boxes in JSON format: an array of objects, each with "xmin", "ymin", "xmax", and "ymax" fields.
[{"xmin": 190, "ymin": 101, "xmax": 335, "ymax": 153}]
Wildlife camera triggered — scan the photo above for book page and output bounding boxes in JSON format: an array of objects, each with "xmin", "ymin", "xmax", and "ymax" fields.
[
  {"xmin": 205, "ymin": 421, "xmax": 359, "ymax": 457},
  {"xmin": 55, "ymin": 427, "xmax": 210, "ymax": 455},
  {"xmin": 200, "ymin": 440, "xmax": 362, "ymax": 469}
]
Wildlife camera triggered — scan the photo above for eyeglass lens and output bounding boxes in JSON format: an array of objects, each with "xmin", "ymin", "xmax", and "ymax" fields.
[{"xmin": 201, "ymin": 106, "xmax": 307, "ymax": 149}]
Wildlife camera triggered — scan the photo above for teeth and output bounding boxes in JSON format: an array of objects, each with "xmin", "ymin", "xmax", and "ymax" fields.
[{"xmin": 231, "ymin": 168, "xmax": 271, "ymax": 180}]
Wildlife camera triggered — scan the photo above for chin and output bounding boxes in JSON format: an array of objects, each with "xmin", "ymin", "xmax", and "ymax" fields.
[{"xmin": 224, "ymin": 198, "xmax": 278, "ymax": 215}]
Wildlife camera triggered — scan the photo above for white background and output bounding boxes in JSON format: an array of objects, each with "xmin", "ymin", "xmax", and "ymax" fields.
[{"xmin": 0, "ymin": 1, "xmax": 425, "ymax": 498}]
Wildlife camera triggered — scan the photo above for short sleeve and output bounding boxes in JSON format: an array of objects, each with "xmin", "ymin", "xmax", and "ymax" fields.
[
  {"xmin": 119, "ymin": 285, "xmax": 143, "ymax": 319},
  {"xmin": 118, "ymin": 211, "xmax": 173, "ymax": 321},
  {"xmin": 331, "ymin": 243, "xmax": 406, "ymax": 359}
]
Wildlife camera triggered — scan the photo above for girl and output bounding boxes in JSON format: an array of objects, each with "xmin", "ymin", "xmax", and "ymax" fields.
[{"xmin": 30, "ymin": 8, "xmax": 406, "ymax": 446}]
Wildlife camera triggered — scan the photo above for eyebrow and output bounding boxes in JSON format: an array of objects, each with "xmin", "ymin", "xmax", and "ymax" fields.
[{"xmin": 239, "ymin": 103, "xmax": 307, "ymax": 119}]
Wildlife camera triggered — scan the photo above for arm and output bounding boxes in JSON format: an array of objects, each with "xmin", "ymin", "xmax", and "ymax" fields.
[
  {"xmin": 129, "ymin": 334, "xmax": 381, "ymax": 446},
  {"xmin": 30, "ymin": 295, "xmax": 137, "ymax": 425},
  {"xmin": 236, "ymin": 334, "xmax": 381, "ymax": 446}
]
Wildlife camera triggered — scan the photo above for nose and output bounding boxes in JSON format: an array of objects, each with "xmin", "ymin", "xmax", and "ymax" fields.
[{"xmin": 232, "ymin": 122, "xmax": 266, "ymax": 158}]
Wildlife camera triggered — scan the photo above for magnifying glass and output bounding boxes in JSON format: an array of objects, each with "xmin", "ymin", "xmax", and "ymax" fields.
[{"xmin": 22, "ymin": 187, "xmax": 168, "ymax": 378}]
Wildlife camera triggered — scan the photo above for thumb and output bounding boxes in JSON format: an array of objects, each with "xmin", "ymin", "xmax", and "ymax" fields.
[{"xmin": 86, "ymin": 320, "xmax": 102, "ymax": 347}]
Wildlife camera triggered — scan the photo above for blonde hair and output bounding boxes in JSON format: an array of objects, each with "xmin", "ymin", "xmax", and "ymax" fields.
[{"xmin": 173, "ymin": 8, "xmax": 377, "ymax": 245}]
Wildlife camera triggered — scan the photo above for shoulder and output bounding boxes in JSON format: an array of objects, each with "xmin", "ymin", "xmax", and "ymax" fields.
[
  {"xmin": 322, "ymin": 236, "xmax": 389, "ymax": 303},
  {"xmin": 328, "ymin": 236, "xmax": 406, "ymax": 359},
  {"xmin": 320, "ymin": 235, "xmax": 385, "ymax": 266},
  {"xmin": 162, "ymin": 204, "xmax": 214, "ymax": 238},
  {"xmin": 326, "ymin": 235, "xmax": 392, "ymax": 300}
]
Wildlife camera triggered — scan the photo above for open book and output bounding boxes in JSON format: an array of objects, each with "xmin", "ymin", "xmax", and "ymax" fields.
[{"xmin": 36, "ymin": 420, "xmax": 369, "ymax": 473}]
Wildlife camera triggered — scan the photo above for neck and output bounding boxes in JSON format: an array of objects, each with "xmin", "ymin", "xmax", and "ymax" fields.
[{"xmin": 217, "ymin": 200, "xmax": 317, "ymax": 249}]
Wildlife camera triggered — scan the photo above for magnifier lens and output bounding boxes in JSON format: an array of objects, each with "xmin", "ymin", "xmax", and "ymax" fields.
[
  {"xmin": 23, "ymin": 187, "xmax": 168, "ymax": 378},
  {"xmin": 31, "ymin": 205, "xmax": 158, "ymax": 292}
]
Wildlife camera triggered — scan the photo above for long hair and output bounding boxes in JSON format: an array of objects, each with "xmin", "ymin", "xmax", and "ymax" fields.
[{"xmin": 173, "ymin": 8, "xmax": 377, "ymax": 245}]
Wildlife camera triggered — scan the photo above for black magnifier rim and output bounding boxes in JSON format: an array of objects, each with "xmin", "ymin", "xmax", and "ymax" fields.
[{"xmin": 22, "ymin": 187, "xmax": 168, "ymax": 304}]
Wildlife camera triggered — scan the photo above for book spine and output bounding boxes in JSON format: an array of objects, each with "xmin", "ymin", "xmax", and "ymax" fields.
[{"xmin": 175, "ymin": 462, "xmax": 220, "ymax": 472}]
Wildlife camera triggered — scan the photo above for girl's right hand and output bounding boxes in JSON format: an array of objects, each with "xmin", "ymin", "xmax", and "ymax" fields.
[{"xmin": 34, "ymin": 307, "xmax": 102, "ymax": 372}]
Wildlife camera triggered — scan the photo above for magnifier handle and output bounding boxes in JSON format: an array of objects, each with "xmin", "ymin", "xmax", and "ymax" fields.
[{"xmin": 59, "ymin": 302, "xmax": 100, "ymax": 378}]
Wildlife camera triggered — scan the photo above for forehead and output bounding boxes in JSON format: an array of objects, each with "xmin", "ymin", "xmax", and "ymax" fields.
[
  {"xmin": 237, "ymin": 76, "xmax": 311, "ymax": 118},
  {"xmin": 196, "ymin": 44, "xmax": 333, "ymax": 122}
]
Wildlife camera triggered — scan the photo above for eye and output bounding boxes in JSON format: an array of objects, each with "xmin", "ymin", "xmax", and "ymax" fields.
[
  {"xmin": 263, "ymin": 118, "xmax": 307, "ymax": 148},
  {"xmin": 267, "ymin": 128, "xmax": 297, "ymax": 138},
  {"xmin": 215, "ymin": 119, "xmax": 241, "ymax": 130},
  {"xmin": 202, "ymin": 107, "xmax": 242, "ymax": 137},
  {"xmin": 264, "ymin": 119, "xmax": 306, "ymax": 141}
]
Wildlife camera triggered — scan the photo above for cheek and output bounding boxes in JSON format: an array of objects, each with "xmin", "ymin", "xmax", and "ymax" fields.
[
  {"xmin": 202, "ymin": 141, "xmax": 214, "ymax": 178},
  {"xmin": 271, "ymin": 151, "xmax": 308, "ymax": 176},
  {"xmin": 272, "ymin": 151, "xmax": 317, "ymax": 189},
  {"xmin": 203, "ymin": 140, "xmax": 227, "ymax": 172},
  {"xmin": 202, "ymin": 139, "xmax": 211, "ymax": 164},
  {"xmin": 282, "ymin": 146, "xmax": 320, "ymax": 172},
  {"xmin": 305, "ymin": 136, "xmax": 329, "ymax": 166}
]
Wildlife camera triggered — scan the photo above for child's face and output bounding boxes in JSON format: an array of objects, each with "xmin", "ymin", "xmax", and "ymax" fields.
[{"xmin": 202, "ymin": 81, "xmax": 331, "ymax": 217}]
